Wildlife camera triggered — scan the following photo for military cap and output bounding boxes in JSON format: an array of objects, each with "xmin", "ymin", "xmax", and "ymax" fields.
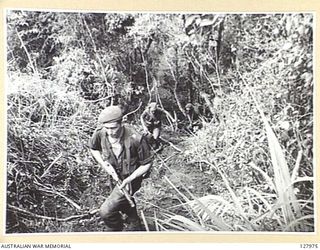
[{"xmin": 98, "ymin": 106, "xmax": 123, "ymax": 123}]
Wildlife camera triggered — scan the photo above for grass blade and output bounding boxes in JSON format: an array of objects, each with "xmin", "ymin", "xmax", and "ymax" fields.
[
  {"xmin": 248, "ymin": 162, "xmax": 276, "ymax": 191},
  {"xmin": 164, "ymin": 176, "xmax": 231, "ymax": 231},
  {"xmin": 251, "ymin": 93, "xmax": 302, "ymax": 231},
  {"xmin": 283, "ymin": 215, "xmax": 314, "ymax": 232},
  {"xmin": 165, "ymin": 214, "xmax": 206, "ymax": 231}
]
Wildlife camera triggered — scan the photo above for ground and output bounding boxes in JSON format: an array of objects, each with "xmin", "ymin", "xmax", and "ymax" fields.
[{"xmin": 135, "ymin": 128, "xmax": 214, "ymax": 231}]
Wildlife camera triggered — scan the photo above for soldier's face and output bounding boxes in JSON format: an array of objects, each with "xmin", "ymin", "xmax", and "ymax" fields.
[{"xmin": 103, "ymin": 122, "xmax": 122, "ymax": 138}]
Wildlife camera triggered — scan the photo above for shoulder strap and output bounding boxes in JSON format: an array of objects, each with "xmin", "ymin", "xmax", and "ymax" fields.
[{"xmin": 124, "ymin": 131, "xmax": 131, "ymax": 174}]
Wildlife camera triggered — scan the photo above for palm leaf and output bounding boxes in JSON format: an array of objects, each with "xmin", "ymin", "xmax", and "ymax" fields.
[
  {"xmin": 250, "ymin": 92, "xmax": 302, "ymax": 231},
  {"xmin": 202, "ymin": 161, "xmax": 258, "ymax": 231},
  {"xmin": 164, "ymin": 176, "xmax": 231, "ymax": 231},
  {"xmin": 189, "ymin": 195, "xmax": 235, "ymax": 221},
  {"xmin": 165, "ymin": 214, "xmax": 207, "ymax": 231},
  {"xmin": 243, "ymin": 187, "xmax": 283, "ymax": 226}
]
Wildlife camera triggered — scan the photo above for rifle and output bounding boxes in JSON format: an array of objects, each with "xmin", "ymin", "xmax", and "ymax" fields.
[
  {"xmin": 102, "ymin": 162, "xmax": 135, "ymax": 208},
  {"xmin": 116, "ymin": 178, "xmax": 135, "ymax": 208}
]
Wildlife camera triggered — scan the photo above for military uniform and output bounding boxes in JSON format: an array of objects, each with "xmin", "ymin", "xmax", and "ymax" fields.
[
  {"xmin": 89, "ymin": 108, "xmax": 153, "ymax": 231},
  {"xmin": 140, "ymin": 103, "xmax": 165, "ymax": 150},
  {"xmin": 141, "ymin": 109, "xmax": 163, "ymax": 132}
]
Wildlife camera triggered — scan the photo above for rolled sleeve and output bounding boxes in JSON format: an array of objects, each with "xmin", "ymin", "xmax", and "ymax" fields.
[
  {"xmin": 137, "ymin": 136, "xmax": 153, "ymax": 165},
  {"xmin": 88, "ymin": 130, "xmax": 102, "ymax": 151}
]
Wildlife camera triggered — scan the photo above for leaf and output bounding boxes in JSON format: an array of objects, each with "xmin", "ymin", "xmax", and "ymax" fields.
[
  {"xmin": 282, "ymin": 42, "xmax": 292, "ymax": 50},
  {"xmin": 248, "ymin": 162, "xmax": 276, "ymax": 191},
  {"xmin": 185, "ymin": 15, "xmax": 199, "ymax": 28},
  {"xmin": 166, "ymin": 214, "xmax": 206, "ymax": 231},
  {"xmin": 243, "ymin": 187, "xmax": 274, "ymax": 213},
  {"xmin": 291, "ymin": 150, "xmax": 303, "ymax": 182},
  {"xmin": 189, "ymin": 195, "xmax": 234, "ymax": 221},
  {"xmin": 199, "ymin": 15, "xmax": 220, "ymax": 27},
  {"xmin": 283, "ymin": 215, "xmax": 314, "ymax": 232},
  {"xmin": 292, "ymin": 176, "xmax": 314, "ymax": 185},
  {"xmin": 165, "ymin": 176, "xmax": 231, "ymax": 231},
  {"xmin": 251, "ymin": 93, "xmax": 303, "ymax": 231},
  {"xmin": 199, "ymin": 19, "xmax": 216, "ymax": 27},
  {"xmin": 200, "ymin": 161, "xmax": 257, "ymax": 231}
]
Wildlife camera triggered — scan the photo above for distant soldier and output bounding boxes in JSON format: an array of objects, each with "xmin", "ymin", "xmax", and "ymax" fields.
[
  {"xmin": 140, "ymin": 102, "xmax": 166, "ymax": 151},
  {"xmin": 185, "ymin": 103, "xmax": 203, "ymax": 132}
]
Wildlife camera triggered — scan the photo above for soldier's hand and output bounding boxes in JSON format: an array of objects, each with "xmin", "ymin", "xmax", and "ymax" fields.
[
  {"xmin": 118, "ymin": 177, "xmax": 131, "ymax": 191},
  {"xmin": 102, "ymin": 162, "xmax": 119, "ymax": 181}
]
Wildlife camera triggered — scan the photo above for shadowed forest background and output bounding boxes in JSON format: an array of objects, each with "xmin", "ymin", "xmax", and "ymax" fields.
[{"xmin": 6, "ymin": 11, "xmax": 314, "ymax": 232}]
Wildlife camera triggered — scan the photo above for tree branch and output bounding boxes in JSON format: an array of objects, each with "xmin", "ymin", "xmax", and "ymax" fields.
[
  {"xmin": 140, "ymin": 48, "xmax": 152, "ymax": 102},
  {"xmin": 15, "ymin": 28, "xmax": 38, "ymax": 75},
  {"xmin": 7, "ymin": 204, "xmax": 98, "ymax": 222},
  {"xmin": 34, "ymin": 180, "xmax": 81, "ymax": 211},
  {"xmin": 123, "ymin": 101, "xmax": 142, "ymax": 118},
  {"xmin": 165, "ymin": 55, "xmax": 187, "ymax": 117},
  {"xmin": 41, "ymin": 152, "xmax": 63, "ymax": 178},
  {"xmin": 159, "ymin": 137, "xmax": 182, "ymax": 152},
  {"xmin": 80, "ymin": 14, "xmax": 112, "ymax": 94}
]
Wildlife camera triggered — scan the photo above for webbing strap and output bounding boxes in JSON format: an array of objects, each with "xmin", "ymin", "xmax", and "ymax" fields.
[{"xmin": 123, "ymin": 131, "xmax": 131, "ymax": 175}]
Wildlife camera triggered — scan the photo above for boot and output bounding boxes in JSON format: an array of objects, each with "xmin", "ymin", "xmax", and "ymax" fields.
[
  {"xmin": 102, "ymin": 211, "xmax": 124, "ymax": 231},
  {"xmin": 153, "ymin": 139, "xmax": 163, "ymax": 152},
  {"xmin": 123, "ymin": 216, "xmax": 143, "ymax": 231}
]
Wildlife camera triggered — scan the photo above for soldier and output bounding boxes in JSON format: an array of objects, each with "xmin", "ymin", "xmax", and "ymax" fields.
[
  {"xmin": 185, "ymin": 103, "xmax": 202, "ymax": 132},
  {"xmin": 140, "ymin": 102, "xmax": 165, "ymax": 151},
  {"xmin": 88, "ymin": 106, "xmax": 153, "ymax": 231}
]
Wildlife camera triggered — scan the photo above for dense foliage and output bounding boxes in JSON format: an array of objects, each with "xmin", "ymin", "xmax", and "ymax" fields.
[{"xmin": 6, "ymin": 11, "xmax": 313, "ymax": 232}]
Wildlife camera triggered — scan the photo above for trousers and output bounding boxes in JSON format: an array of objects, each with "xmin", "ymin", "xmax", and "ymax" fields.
[{"xmin": 99, "ymin": 185, "xmax": 142, "ymax": 231}]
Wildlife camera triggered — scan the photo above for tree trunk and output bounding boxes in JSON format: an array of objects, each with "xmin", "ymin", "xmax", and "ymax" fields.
[
  {"xmin": 188, "ymin": 62, "xmax": 194, "ymax": 103},
  {"xmin": 216, "ymin": 17, "xmax": 225, "ymax": 61}
]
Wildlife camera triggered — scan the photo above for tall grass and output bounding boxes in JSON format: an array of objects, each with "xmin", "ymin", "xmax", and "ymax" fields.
[
  {"xmin": 6, "ymin": 73, "xmax": 107, "ymax": 233},
  {"xmin": 251, "ymin": 90, "xmax": 308, "ymax": 231},
  {"xmin": 162, "ymin": 83, "xmax": 314, "ymax": 232}
]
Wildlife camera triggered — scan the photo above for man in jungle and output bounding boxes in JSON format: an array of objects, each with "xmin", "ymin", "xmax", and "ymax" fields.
[
  {"xmin": 88, "ymin": 105, "xmax": 153, "ymax": 231},
  {"xmin": 140, "ymin": 102, "xmax": 166, "ymax": 151},
  {"xmin": 185, "ymin": 102, "xmax": 203, "ymax": 132}
]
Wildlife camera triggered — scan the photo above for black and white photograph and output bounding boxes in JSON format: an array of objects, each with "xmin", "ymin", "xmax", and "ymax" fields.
[{"xmin": 5, "ymin": 9, "xmax": 314, "ymax": 234}]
